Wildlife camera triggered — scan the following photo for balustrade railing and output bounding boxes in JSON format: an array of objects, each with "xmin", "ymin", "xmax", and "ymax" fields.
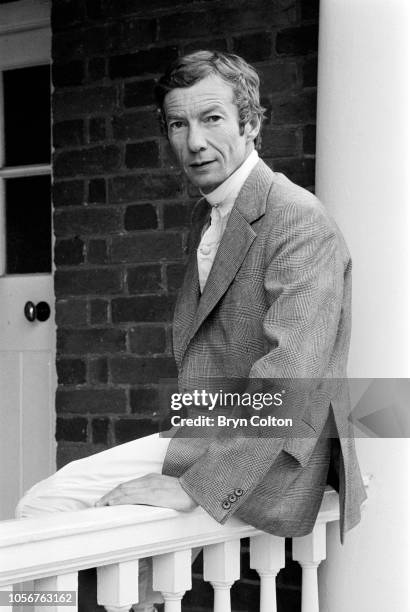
[{"xmin": 0, "ymin": 482, "xmax": 368, "ymax": 612}]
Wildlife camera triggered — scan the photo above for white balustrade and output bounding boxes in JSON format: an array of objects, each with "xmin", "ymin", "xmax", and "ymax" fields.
[
  {"xmin": 153, "ymin": 550, "xmax": 191, "ymax": 612},
  {"xmin": 293, "ymin": 524, "xmax": 327, "ymax": 612},
  {"xmin": 203, "ymin": 539, "xmax": 241, "ymax": 612},
  {"xmin": 250, "ymin": 534, "xmax": 285, "ymax": 612},
  {"xmin": 0, "ymin": 483, "xmax": 368, "ymax": 612},
  {"xmin": 97, "ymin": 560, "xmax": 139, "ymax": 612}
]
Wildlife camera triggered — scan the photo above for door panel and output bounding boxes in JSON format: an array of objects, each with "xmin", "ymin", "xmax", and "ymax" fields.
[
  {"xmin": 0, "ymin": 276, "xmax": 55, "ymax": 519},
  {"xmin": 0, "ymin": 3, "xmax": 54, "ymax": 520}
]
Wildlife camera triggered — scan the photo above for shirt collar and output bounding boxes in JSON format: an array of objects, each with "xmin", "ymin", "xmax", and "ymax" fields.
[{"xmin": 200, "ymin": 149, "xmax": 259, "ymax": 217}]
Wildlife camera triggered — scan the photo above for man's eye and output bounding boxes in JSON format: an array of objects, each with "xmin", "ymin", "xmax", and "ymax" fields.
[
  {"xmin": 205, "ymin": 115, "xmax": 222, "ymax": 123},
  {"xmin": 169, "ymin": 121, "xmax": 184, "ymax": 130}
]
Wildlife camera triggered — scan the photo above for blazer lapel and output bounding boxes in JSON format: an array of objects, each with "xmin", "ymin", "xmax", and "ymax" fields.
[
  {"xmin": 177, "ymin": 160, "xmax": 275, "ymax": 360},
  {"xmin": 172, "ymin": 199, "xmax": 210, "ymax": 366}
]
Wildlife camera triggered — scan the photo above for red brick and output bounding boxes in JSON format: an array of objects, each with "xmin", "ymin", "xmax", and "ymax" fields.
[
  {"xmin": 56, "ymin": 417, "xmax": 88, "ymax": 442},
  {"xmin": 260, "ymin": 127, "xmax": 300, "ymax": 158},
  {"xmin": 87, "ymin": 57, "xmax": 106, "ymax": 82},
  {"xmin": 112, "ymin": 110, "xmax": 160, "ymax": 140},
  {"xmin": 103, "ymin": 0, "xmax": 193, "ymax": 15},
  {"xmin": 272, "ymin": 158, "xmax": 315, "ymax": 188},
  {"xmin": 123, "ymin": 79, "xmax": 158, "ymax": 109},
  {"xmin": 114, "ymin": 418, "xmax": 159, "ymax": 443},
  {"xmin": 125, "ymin": 141, "xmax": 160, "ymax": 169},
  {"xmin": 54, "ymin": 145, "xmax": 122, "ymax": 178},
  {"xmin": 52, "ymin": 61, "xmax": 84, "ymax": 87},
  {"xmin": 163, "ymin": 203, "xmax": 190, "ymax": 229},
  {"xmin": 183, "ymin": 38, "xmax": 228, "ymax": 55},
  {"xmin": 54, "ymin": 120, "xmax": 84, "ymax": 148},
  {"xmin": 159, "ymin": 1, "xmax": 297, "ymax": 41},
  {"xmin": 114, "ymin": 18, "xmax": 157, "ymax": 51},
  {"xmin": 89, "ymin": 357, "xmax": 109, "ymax": 383},
  {"xmin": 57, "ymin": 358, "xmax": 87, "ymax": 385},
  {"xmin": 53, "ymin": 180, "xmax": 85, "ymax": 207},
  {"xmin": 87, "ymin": 239, "xmax": 109, "ymax": 264},
  {"xmin": 55, "ymin": 237, "xmax": 85, "ymax": 266},
  {"xmin": 55, "ymin": 268, "xmax": 122, "ymax": 295},
  {"xmin": 58, "ymin": 328, "xmax": 126, "ymax": 353},
  {"xmin": 54, "ymin": 207, "xmax": 122, "ymax": 237},
  {"xmin": 53, "ymin": 86, "xmax": 117, "ymax": 119},
  {"xmin": 110, "ymin": 356, "xmax": 177, "ymax": 383},
  {"xmin": 303, "ymin": 56, "xmax": 317, "ymax": 87},
  {"xmin": 111, "ymin": 296, "xmax": 175, "ymax": 323},
  {"xmin": 233, "ymin": 32, "xmax": 273, "ymax": 63},
  {"xmin": 130, "ymin": 387, "xmax": 159, "ymax": 415},
  {"xmin": 111, "ymin": 232, "xmax": 182, "ymax": 263},
  {"xmin": 303, "ymin": 124, "xmax": 316, "ymax": 155},
  {"xmin": 109, "ymin": 174, "xmax": 183, "ymax": 203},
  {"xmin": 302, "ymin": 0, "xmax": 319, "ymax": 21},
  {"xmin": 127, "ymin": 265, "xmax": 162, "ymax": 293},
  {"xmin": 258, "ymin": 63, "xmax": 298, "ymax": 95},
  {"xmin": 52, "ymin": 0, "xmax": 84, "ymax": 31},
  {"xmin": 88, "ymin": 178, "xmax": 106, "ymax": 204},
  {"xmin": 124, "ymin": 204, "xmax": 158, "ymax": 230},
  {"xmin": 92, "ymin": 417, "xmax": 109, "ymax": 444},
  {"xmin": 89, "ymin": 299, "xmax": 109, "ymax": 324},
  {"xmin": 56, "ymin": 298, "xmax": 88, "ymax": 326},
  {"xmin": 271, "ymin": 91, "xmax": 317, "ymax": 124},
  {"xmin": 166, "ymin": 263, "xmax": 186, "ymax": 293},
  {"xmin": 276, "ymin": 25, "xmax": 319, "ymax": 56},
  {"xmin": 109, "ymin": 47, "xmax": 178, "ymax": 79},
  {"xmin": 128, "ymin": 325, "xmax": 167, "ymax": 354},
  {"xmin": 89, "ymin": 117, "xmax": 106, "ymax": 143},
  {"xmin": 56, "ymin": 388, "xmax": 127, "ymax": 413}
]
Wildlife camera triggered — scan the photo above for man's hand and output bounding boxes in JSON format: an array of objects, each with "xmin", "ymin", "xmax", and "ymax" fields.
[{"xmin": 95, "ymin": 473, "xmax": 198, "ymax": 512}]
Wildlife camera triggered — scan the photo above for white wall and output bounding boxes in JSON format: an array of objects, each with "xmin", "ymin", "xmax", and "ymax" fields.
[{"xmin": 315, "ymin": 0, "xmax": 410, "ymax": 609}]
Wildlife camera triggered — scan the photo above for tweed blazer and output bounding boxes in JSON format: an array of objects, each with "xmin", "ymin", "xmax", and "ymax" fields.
[{"xmin": 162, "ymin": 159, "xmax": 366, "ymax": 543}]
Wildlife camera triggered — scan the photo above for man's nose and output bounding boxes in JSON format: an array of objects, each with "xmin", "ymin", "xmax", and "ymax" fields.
[{"xmin": 187, "ymin": 124, "xmax": 207, "ymax": 152}]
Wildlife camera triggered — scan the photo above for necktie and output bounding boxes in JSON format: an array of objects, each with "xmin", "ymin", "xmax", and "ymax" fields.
[{"xmin": 197, "ymin": 205, "xmax": 223, "ymax": 292}]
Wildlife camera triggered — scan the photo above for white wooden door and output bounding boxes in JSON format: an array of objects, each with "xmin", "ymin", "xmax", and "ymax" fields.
[{"xmin": 0, "ymin": 1, "xmax": 55, "ymax": 520}]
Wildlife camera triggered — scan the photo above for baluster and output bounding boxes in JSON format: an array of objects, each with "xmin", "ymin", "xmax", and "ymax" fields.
[
  {"xmin": 249, "ymin": 534, "xmax": 285, "ymax": 612},
  {"xmin": 97, "ymin": 560, "xmax": 139, "ymax": 612},
  {"xmin": 292, "ymin": 523, "xmax": 326, "ymax": 612},
  {"xmin": 0, "ymin": 584, "xmax": 13, "ymax": 612},
  {"xmin": 153, "ymin": 550, "xmax": 191, "ymax": 612},
  {"xmin": 203, "ymin": 539, "xmax": 241, "ymax": 612},
  {"xmin": 34, "ymin": 572, "xmax": 78, "ymax": 612}
]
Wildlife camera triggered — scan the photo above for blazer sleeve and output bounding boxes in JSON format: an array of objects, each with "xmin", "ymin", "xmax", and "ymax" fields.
[{"xmin": 177, "ymin": 200, "xmax": 348, "ymax": 524}]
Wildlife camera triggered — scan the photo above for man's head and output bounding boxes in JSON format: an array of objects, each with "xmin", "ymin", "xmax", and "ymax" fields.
[{"xmin": 155, "ymin": 50, "xmax": 265, "ymax": 193}]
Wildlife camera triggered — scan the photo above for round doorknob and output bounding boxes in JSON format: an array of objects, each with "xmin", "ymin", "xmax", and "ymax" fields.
[{"xmin": 24, "ymin": 301, "xmax": 51, "ymax": 322}]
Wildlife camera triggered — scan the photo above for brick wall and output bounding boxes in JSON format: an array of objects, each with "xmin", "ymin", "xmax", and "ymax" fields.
[{"xmin": 52, "ymin": 0, "xmax": 318, "ymax": 609}]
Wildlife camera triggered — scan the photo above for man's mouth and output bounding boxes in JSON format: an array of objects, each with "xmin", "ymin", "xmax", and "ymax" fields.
[{"xmin": 189, "ymin": 160, "xmax": 215, "ymax": 168}]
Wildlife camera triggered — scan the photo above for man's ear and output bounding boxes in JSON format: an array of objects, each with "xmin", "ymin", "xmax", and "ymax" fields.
[{"xmin": 244, "ymin": 115, "xmax": 261, "ymax": 143}]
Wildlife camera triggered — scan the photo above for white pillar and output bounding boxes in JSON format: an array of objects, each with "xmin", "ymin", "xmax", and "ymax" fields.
[
  {"xmin": 249, "ymin": 534, "xmax": 285, "ymax": 612},
  {"xmin": 97, "ymin": 560, "xmax": 139, "ymax": 612},
  {"xmin": 316, "ymin": 1, "xmax": 410, "ymax": 610}
]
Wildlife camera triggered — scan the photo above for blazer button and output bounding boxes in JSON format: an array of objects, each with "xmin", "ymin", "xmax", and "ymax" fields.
[
  {"xmin": 222, "ymin": 500, "xmax": 231, "ymax": 510},
  {"xmin": 228, "ymin": 494, "xmax": 237, "ymax": 503},
  {"xmin": 234, "ymin": 489, "xmax": 244, "ymax": 497}
]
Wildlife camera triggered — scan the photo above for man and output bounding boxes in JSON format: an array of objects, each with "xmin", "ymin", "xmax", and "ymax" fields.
[{"xmin": 16, "ymin": 50, "xmax": 366, "ymax": 607}]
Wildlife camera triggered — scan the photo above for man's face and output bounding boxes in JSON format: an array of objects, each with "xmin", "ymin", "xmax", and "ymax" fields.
[{"xmin": 164, "ymin": 74, "xmax": 259, "ymax": 193}]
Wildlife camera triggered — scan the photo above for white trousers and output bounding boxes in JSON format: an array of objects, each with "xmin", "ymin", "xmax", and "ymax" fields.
[{"xmin": 15, "ymin": 433, "xmax": 172, "ymax": 611}]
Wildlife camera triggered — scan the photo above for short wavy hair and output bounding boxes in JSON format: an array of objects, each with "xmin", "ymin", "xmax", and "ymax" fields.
[{"xmin": 155, "ymin": 50, "xmax": 266, "ymax": 148}]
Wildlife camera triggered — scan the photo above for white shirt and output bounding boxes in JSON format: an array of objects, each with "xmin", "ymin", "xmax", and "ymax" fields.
[{"xmin": 197, "ymin": 149, "xmax": 259, "ymax": 292}]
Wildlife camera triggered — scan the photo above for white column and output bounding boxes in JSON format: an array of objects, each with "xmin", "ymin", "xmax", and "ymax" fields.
[
  {"xmin": 203, "ymin": 540, "xmax": 241, "ymax": 612},
  {"xmin": 249, "ymin": 534, "xmax": 285, "ymax": 612},
  {"xmin": 293, "ymin": 524, "xmax": 326, "ymax": 612},
  {"xmin": 34, "ymin": 573, "xmax": 78, "ymax": 612},
  {"xmin": 153, "ymin": 550, "xmax": 191, "ymax": 612},
  {"xmin": 97, "ymin": 560, "xmax": 139, "ymax": 612},
  {"xmin": 316, "ymin": 1, "xmax": 410, "ymax": 610}
]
